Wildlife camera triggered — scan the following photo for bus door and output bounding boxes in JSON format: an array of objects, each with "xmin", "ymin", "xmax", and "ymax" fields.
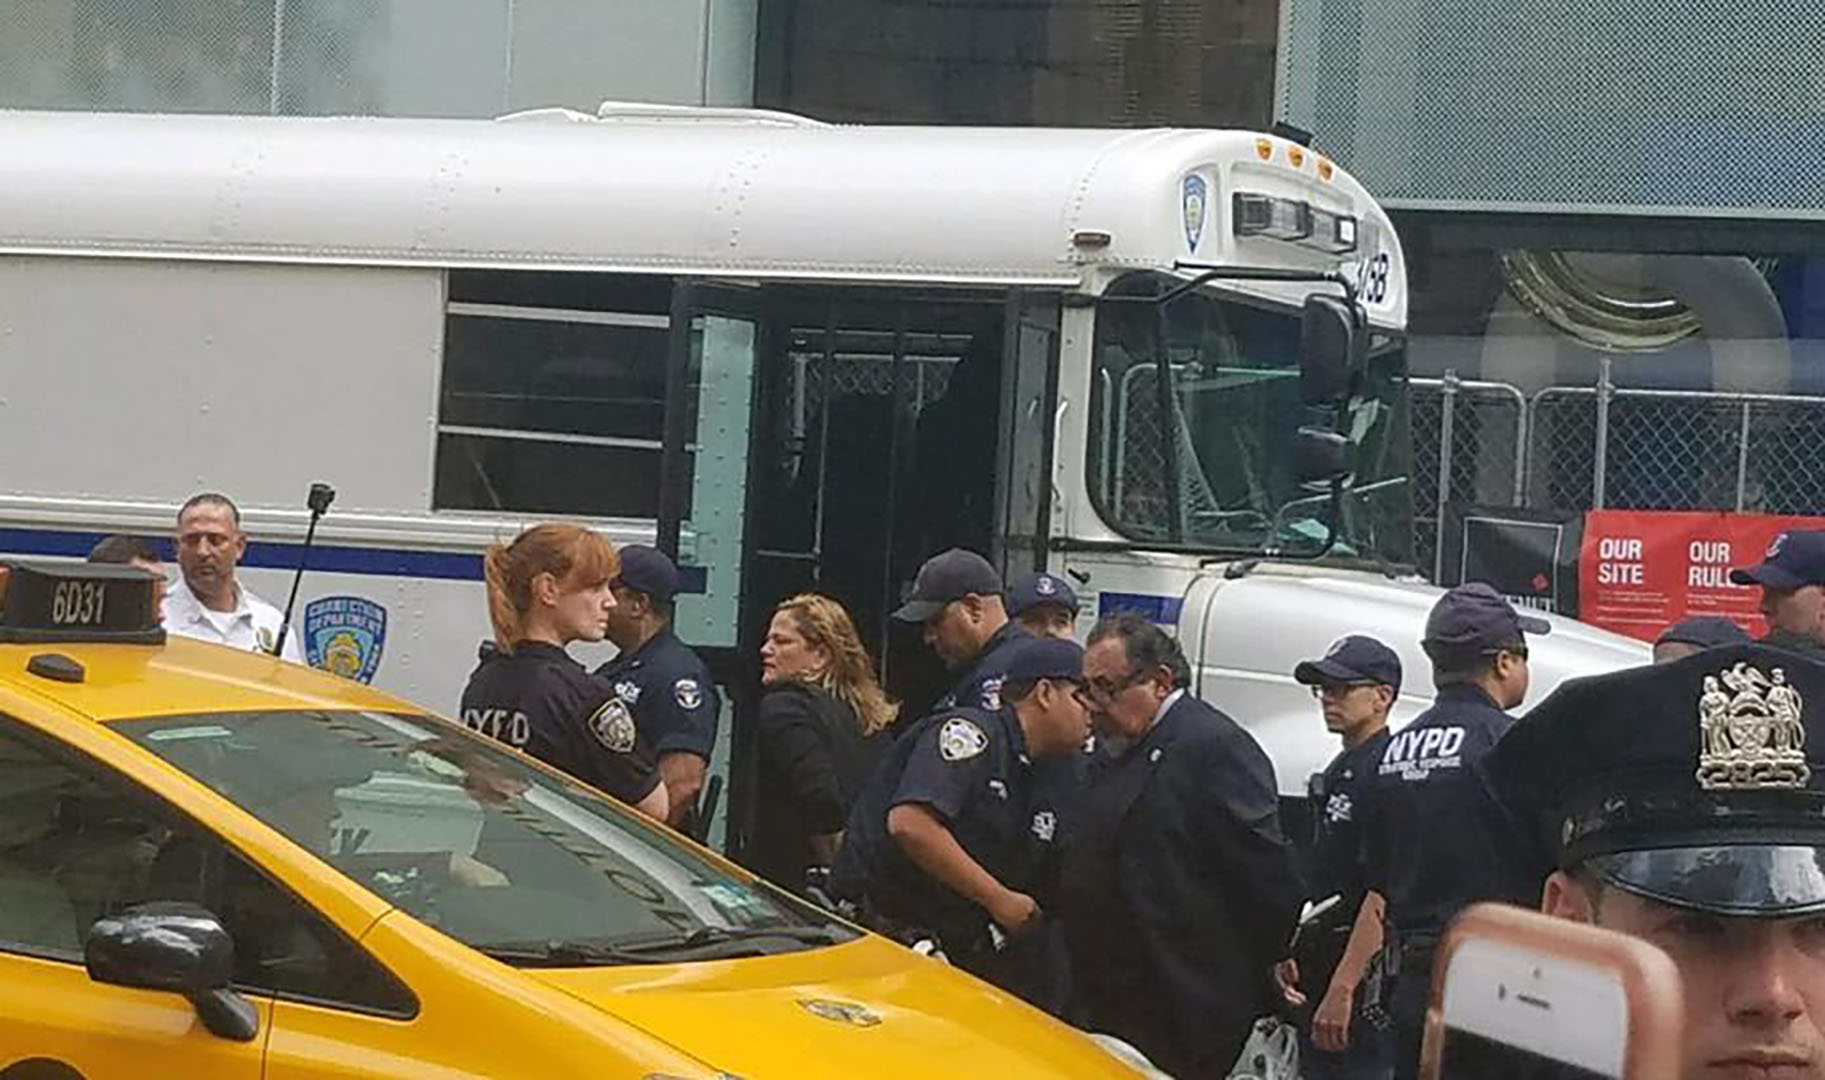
[{"xmin": 657, "ymin": 280, "xmax": 764, "ymax": 852}]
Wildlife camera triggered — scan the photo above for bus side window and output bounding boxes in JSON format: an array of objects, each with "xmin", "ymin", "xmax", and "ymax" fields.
[{"xmin": 434, "ymin": 270, "xmax": 675, "ymax": 519}]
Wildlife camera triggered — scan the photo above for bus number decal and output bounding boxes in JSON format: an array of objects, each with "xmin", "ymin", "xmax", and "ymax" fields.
[
  {"xmin": 50, "ymin": 581, "xmax": 106, "ymax": 626},
  {"xmin": 1357, "ymin": 251, "xmax": 1391, "ymax": 305}
]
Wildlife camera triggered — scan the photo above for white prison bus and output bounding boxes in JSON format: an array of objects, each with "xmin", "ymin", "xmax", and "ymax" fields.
[{"xmin": 0, "ymin": 105, "xmax": 1643, "ymax": 843}]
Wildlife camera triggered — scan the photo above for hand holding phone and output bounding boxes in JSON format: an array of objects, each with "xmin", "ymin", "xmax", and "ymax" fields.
[{"xmin": 1419, "ymin": 903, "xmax": 1682, "ymax": 1079}]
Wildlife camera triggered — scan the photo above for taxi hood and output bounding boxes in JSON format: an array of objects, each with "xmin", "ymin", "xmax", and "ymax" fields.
[
  {"xmin": 1179, "ymin": 563, "xmax": 1651, "ymax": 791},
  {"xmin": 529, "ymin": 936, "xmax": 1147, "ymax": 1078}
]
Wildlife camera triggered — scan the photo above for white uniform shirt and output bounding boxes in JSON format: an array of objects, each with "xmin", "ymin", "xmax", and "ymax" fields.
[{"xmin": 162, "ymin": 577, "xmax": 304, "ymax": 663}]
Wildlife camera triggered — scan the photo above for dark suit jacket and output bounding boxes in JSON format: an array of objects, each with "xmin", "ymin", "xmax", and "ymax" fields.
[{"xmin": 1062, "ymin": 692, "xmax": 1303, "ymax": 1079}]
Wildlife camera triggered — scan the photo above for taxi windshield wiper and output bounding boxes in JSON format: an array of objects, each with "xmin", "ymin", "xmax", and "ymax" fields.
[
  {"xmin": 473, "ymin": 938, "xmax": 669, "ymax": 967},
  {"xmin": 611, "ymin": 924, "xmax": 847, "ymax": 959}
]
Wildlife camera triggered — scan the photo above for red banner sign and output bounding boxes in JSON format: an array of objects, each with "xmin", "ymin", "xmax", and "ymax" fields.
[{"xmin": 1579, "ymin": 510, "xmax": 1825, "ymax": 641}]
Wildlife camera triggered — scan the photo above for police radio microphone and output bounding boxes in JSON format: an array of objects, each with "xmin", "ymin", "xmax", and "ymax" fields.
[{"xmin": 273, "ymin": 482, "xmax": 336, "ymax": 658}]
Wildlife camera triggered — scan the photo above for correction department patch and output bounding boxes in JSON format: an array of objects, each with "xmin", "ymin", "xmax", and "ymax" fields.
[
  {"xmin": 939, "ymin": 717, "xmax": 988, "ymax": 762},
  {"xmin": 589, "ymin": 697, "xmax": 639, "ymax": 754},
  {"xmin": 302, "ymin": 596, "xmax": 387, "ymax": 683},
  {"xmin": 674, "ymin": 678, "xmax": 703, "ymax": 711}
]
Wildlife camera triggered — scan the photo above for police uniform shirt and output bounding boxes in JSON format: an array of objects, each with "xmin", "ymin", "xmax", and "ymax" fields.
[
  {"xmin": 163, "ymin": 577, "xmax": 304, "ymax": 664},
  {"xmin": 935, "ymin": 622, "xmax": 1030, "ymax": 712},
  {"xmin": 1309, "ymin": 726, "xmax": 1392, "ymax": 914},
  {"xmin": 595, "ymin": 628, "xmax": 720, "ymax": 763},
  {"xmin": 1358, "ymin": 685, "xmax": 1533, "ymax": 938},
  {"xmin": 459, "ymin": 642, "xmax": 661, "ymax": 807},
  {"xmin": 834, "ymin": 706, "xmax": 1058, "ymax": 935}
]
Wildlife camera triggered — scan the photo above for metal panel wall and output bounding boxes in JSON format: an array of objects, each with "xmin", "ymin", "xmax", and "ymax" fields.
[{"xmin": 1277, "ymin": 0, "xmax": 1825, "ymax": 216}]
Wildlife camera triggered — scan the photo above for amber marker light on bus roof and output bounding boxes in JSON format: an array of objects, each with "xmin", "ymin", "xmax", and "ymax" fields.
[
  {"xmin": 1255, "ymin": 138, "xmax": 1273, "ymax": 161},
  {"xmin": 1288, "ymin": 146, "xmax": 1306, "ymax": 169},
  {"xmin": 1317, "ymin": 157, "xmax": 1334, "ymax": 181}
]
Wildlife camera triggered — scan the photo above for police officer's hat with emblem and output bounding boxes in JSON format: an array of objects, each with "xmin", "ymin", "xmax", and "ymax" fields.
[
  {"xmin": 1486, "ymin": 643, "xmax": 1825, "ymax": 916},
  {"xmin": 1008, "ymin": 572, "xmax": 1081, "ymax": 618}
]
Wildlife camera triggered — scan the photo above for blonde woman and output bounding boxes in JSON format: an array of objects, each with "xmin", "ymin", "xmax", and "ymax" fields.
[
  {"xmin": 748, "ymin": 593, "xmax": 896, "ymax": 890},
  {"xmin": 459, "ymin": 523, "xmax": 667, "ymax": 822}
]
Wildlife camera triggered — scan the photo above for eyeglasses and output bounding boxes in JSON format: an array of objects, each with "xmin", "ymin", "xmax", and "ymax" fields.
[
  {"xmin": 1309, "ymin": 681, "xmax": 1381, "ymax": 699},
  {"xmin": 1083, "ymin": 668, "xmax": 1151, "ymax": 701}
]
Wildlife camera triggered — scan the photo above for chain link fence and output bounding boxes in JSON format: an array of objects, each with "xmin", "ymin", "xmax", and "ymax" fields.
[
  {"xmin": 1419, "ymin": 362, "xmax": 1825, "ymax": 577},
  {"xmin": 1411, "ymin": 376, "xmax": 1528, "ymax": 578}
]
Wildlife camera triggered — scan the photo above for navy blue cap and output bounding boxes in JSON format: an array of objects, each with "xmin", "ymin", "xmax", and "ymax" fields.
[
  {"xmin": 1486, "ymin": 643, "xmax": 1825, "ymax": 916},
  {"xmin": 613, "ymin": 545, "xmax": 679, "ymax": 601},
  {"xmin": 1004, "ymin": 637, "xmax": 1086, "ymax": 683},
  {"xmin": 893, "ymin": 549, "xmax": 1002, "ymax": 622},
  {"xmin": 1656, "ymin": 615, "xmax": 1752, "ymax": 650},
  {"xmin": 1422, "ymin": 582, "xmax": 1550, "ymax": 651},
  {"xmin": 1730, "ymin": 530, "xmax": 1825, "ymax": 590},
  {"xmin": 1293, "ymin": 634, "xmax": 1402, "ymax": 693},
  {"xmin": 1009, "ymin": 571, "xmax": 1080, "ymax": 617}
]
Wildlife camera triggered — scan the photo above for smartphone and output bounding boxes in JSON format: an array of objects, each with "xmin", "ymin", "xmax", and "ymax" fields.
[{"xmin": 1419, "ymin": 903, "xmax": 1683, "ymax": 1079}]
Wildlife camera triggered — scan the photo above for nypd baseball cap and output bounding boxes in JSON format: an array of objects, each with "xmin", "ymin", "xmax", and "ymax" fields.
[
  {"xmin": 1422, "ymin": 582, "xmax": 1550, "ymax": 651},
  {"xmin": 1293, "ymin": 634, "xmax": 1402, "ymax": 693},
  {"xmin": 1656, "ymin": 615, "xmax": 1751, "ymax": 651},
  {"xmin": 1485, "ymin": 643, "xmax": 1825, "ymax": 916},
  {"xmin": 892, "ymin": 549, "xmax": 1002, "ymax": 622},
  {"xmin": 1729, "ymin": 530, "xmax": 1825, "ymax": 591},
  {"xmin": 1004, "ymin": 637, "xmax": 1086, "ymax": 683},
  {"xmin": 613, "ymin": 545, "xmax": 680, "ymax": 601},
  {"xmin": 1008, "ymin": 571, "xmax": 1080, "ymax": 617}
]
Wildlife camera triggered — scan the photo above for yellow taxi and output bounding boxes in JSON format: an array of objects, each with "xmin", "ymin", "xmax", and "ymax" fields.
[{"xmin": 0, "ymin": 561, "xmax": 1165, "ymax": 1078}]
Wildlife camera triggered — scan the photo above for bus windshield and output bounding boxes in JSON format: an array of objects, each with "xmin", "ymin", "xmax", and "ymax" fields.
[{"xmin": 1087, "ymin": 271, "xmax": 1413, "ymax": 566}]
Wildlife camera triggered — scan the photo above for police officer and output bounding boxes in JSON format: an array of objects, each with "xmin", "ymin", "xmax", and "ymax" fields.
[
  {"xmin": 1730, "ymin": 530, "xmax": 1825, "ymax": 659},
  {"xmin": 829, "ymin": 637, "xmax": 1091, "ymax": 1006},
  {"xmin": 894, "ymin": 548, "xmax": 1029, "ymax": 711},
  {"xmin": 596, "ymin": 545, "xmax": 721, "ymax": 831},
  {"xmin": 1654, "ymin": 614, "xmax": 1750, "ymax": 664},
  {"xmin": 1280, "ymin": 635, "xmax": 1401, "ymax": 1080},
  {"xmin": 1486, "ymin": 643, "xmax": 1825, "ymax": 1080},
  {"xmin": 460, "ymin": 524, "xmax": 667, "ymax": 821},
  {"xmin": 1009, "ymin": 571, "xmax": 1081, "ymax": 641},
  {"xmin": 1357, "ymin": 583, "xmax": 1546, "ymax": 1079}
]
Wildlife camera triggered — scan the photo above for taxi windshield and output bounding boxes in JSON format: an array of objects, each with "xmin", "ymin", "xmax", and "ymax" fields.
[{"xmin": 115, "ymin": 710, "xmax": 852, "ymax": 964}]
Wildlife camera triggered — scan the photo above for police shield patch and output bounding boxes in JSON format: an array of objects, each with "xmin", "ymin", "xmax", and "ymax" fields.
[
  {"xmin": 589, "ymin": 697, "xmax": 639, "ymax": 754},
  {"xmin": 674, "ymin": 678, "xmax": 703, "ymax": 711},
  {"xmin": 302, "ymin": 596, "xmax": 387, "ymax": 683},
  {"xmin": 938, "ymin": 717, "xmax": 988, "ymax": 762}
]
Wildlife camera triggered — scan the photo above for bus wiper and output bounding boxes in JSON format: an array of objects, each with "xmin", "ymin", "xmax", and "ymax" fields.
[
  {"xmin": 474, "ymin": 938, "xmax": 669, "ymax": 967},
  {"xmin": 613, "ymin": 924, "xmax": 848, "ymax": 958}
]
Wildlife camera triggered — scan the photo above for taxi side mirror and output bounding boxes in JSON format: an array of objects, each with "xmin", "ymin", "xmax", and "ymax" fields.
[{"xmin": 85, "ymin": 901, "xmax": 260, "ymax": 1042}]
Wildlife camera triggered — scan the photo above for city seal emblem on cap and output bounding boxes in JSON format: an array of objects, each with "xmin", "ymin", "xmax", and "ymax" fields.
[
  {"xmin": 674, "ymin": 678, "xmax": 703, "ymax": 711},
  {"xmin": 1036, "ymin": 575, "xmax": 1058, "ymax": 597},
  {"xmin": 1697, "ymin": 661, "xmax": 1808, "ymax": 790},
  {"xmin": 939, "ymin": 717, "xmax": 988, "ymax": 762},
  {"xmin": 588, "ymin": 698, "xmax": 639, "ymax": 754}
]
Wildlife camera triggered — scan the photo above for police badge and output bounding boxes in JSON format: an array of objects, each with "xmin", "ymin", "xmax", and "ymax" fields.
[
  {"xmin": 938, "ymin": 717, "xmax": 988, "ymax": 762},
  {"xmin": 1182, "ymin": 173, "xmax": 1209, "ymax": 252},
  {"xmin": 589, "ymin": 697, "xmax": 639, "ymax": 754},
  {"xmin": 1697, "ymin": 661, "xmax": 1808, "ymax": 790},
  {"xmin": 302, "ymin": 596, "xmax": 388, "ymax": 683}
]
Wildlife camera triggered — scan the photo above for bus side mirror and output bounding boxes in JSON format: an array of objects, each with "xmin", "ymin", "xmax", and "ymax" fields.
[
  {"xmin": 1300, "ymin": 295, "xmax": 1357, "ymax": 404},
  {"xmin": 1294, "ymin": 426, "xmax": 1355, "ymax": 484}
]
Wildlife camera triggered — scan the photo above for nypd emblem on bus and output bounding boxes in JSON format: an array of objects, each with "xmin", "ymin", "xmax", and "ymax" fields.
[{"xmin": 303, "ymin": 595, "xmax": 388, "ymax": 683}]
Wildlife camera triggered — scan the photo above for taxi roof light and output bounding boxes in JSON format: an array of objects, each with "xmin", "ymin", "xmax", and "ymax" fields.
[{"xmin": 0, "ymin": 561, "xmax": 165, "ymax": 646}]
